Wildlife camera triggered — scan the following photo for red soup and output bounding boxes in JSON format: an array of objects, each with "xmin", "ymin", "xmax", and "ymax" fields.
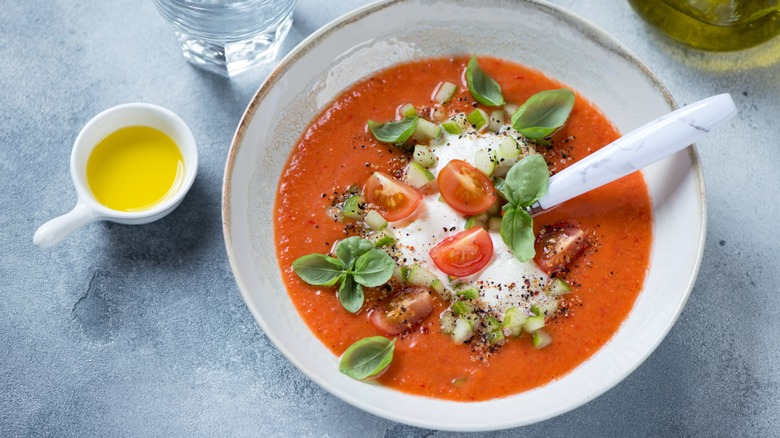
[{"xmin": 274, "ymin": 56, "xmax": 652, "ymax": 401}]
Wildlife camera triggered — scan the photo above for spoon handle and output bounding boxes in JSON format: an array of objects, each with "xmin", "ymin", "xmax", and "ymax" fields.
[
  {"xmin": 33, "ymin": 202, "xmax": 97, "ymax": 249},
  {"xmin": 535, "ymin": 93, "xmax": 737, "ymax": 211}
]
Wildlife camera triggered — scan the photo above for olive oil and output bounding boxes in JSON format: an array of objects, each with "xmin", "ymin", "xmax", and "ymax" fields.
[
  {"xmin": 87, "ymin": 126, "xmax": 183, "ymax": 212},
  {"xmin": 629, "ymin": 0, "xmax": 780, "ymax": 50}
]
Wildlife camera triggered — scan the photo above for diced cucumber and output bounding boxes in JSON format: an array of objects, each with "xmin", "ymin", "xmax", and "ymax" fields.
[
  {"xmin": 452, "ymin": 317, "xmax": 475, "ymax": 344},
  {"xmin": 364, "ymin": 210, "xmax": 387, "ymax": 231},
  {"xmin": 464, "ymin": 217, "xmax": 484, "ymax": 230},
  {"xmin": 492, "ymin": 164, "xmax": 510, "ymax": 178},
  {"xmin": 467, "ymin": 108, "xmax": 489, "ymax": 131},
  {"xmin": 496, "ymin": 136, "xmax": 521, "ymax": 163},
  {"xmin": 530, "ymin": 305, "xmax": 542, "ymax": 316},
  {"xmin": 536, "ymin": 298, "xmax": 559, "ymax": 317},
  {"xmin": 493, "ymin": 137, "xmax": 522, "ymax": 177},
  {"xmin": 455, "ymin": 286, "xmax": 478, "ymax": 300},
  {"xmin": 441, "ymin": 119, "xmax": 463, "ymax": 135},
  {"xmin": 392, "ymin": 265, "xmax": 407, "ymax": 282},
  {"xmin": 451, "ymin": 113, "xmax": 470, "ymax": 131},
  {"xmin": 412, "ymin": 145, "xmax": 437, "ymax": 168},
  {"xmin": 485, "ymin": 199, "xmax": 501, "ymax": 216},
  {"xmin": 431, "ymin": 279, "xmax": 445, "ymax": 296},
  {"xmin": 399, "ymin": 103, "xmax": 417, "ymax": 118},
  {"xmin": 503, "ymin": 103, "xmax": 519, "ymax": 117},
  {"xmin": 434, "ymin": 81, "xmax": 457, "ymax": 104},
  {"xmin": 487, "ymin": 216, "xmax": 502, "ymax": 232},
  {"xmin": 502, "ymin": 306, "xmax": 526, "ymax": 337},
  {"xmin": 414, "ymin": 118, "xmax": 442, "ymax": 141},
  {"xmin": 474, "ymin": 148, "xmax": 495, "ymax": 177},
  {"xmin": 439, "ymin": 310, "xmax": 457, "ymax": 334},
  {"xmin": 404, "ymin": 162, "xmax": 435, "ymax": 188},
  {"xmin": 451, "ymin": 300, "xmax": 471, "ymax": 316},
  {"xmin": 488, "ymin": 110, "xmax": 505, "ymax": 132},
  {"xmin": 407, "ymin": 264, "xmax": 438, "ymax": 287},
  {"xmin": 523, "ymin": 315, "xmax": 545, "ymax": 333},
  {"xmin": 548, "ymin": 278, "xmax": 572, "ymax": 296},
  {"xmin": 369, "ymin": 230, "xmax": 396, "ymax": 247},
  {"xmin": 485, "ymin": 316, "xmax": 505, "ymax": 345},
  {"xmin": 342, "ymin": 195, "xmax": 364, "ymax": 219},
  {"xmin": 431, "ymin": 107, "xmax": 447, "ymax": 123},
  {"xmin": 532, "ymin": 329, "xmax": 553, "ymax": 349}
]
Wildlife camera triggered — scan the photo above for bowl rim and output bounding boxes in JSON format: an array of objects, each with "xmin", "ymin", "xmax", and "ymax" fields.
[{"xmin": 222, "ymin": 0, "xmax": 706, "ymax": 430}]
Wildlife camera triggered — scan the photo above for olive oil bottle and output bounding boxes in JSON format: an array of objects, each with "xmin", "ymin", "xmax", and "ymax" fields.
[{"xmin": 629, "ymin": 0, "xmax": 780, "ymax": 50}]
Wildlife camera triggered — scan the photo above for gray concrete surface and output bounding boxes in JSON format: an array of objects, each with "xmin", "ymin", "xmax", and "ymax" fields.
[{"xmin": 2, "ymin": 0, "xmax": 779, "ymax": 436}]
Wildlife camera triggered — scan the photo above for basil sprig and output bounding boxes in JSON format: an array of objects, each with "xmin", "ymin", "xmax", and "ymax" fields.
[
  {"xmin": 292, "ymin": 237, "xmax": 395, "ymax": 313},
  {"xmin": 339, "ymin": 336, "xmax": 395, "ymax": 380},
  {"xmin": 367, "ymin": 115, "xmax": 418, "ymax": 143},
  {"xmin": 466, "ymin": 56, "xmax": 505, "ymax": 107},
  {"xmin": 496, "ymin": 155, "xmax": 550, "ymax": 262},
  {"xmin": 511, "ymin": 89, "xmax": 575, "ymax": 139}
]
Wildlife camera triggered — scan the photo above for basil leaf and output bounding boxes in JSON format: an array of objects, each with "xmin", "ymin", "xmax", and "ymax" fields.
[
  {"xmin": 367, "ymin": 116, "xmax": 418, "ymax": 143},
  {"xmin": 503, "ymin": 154, "xmax": 549, "ymax": 207},
  {"xmin": 466, "ymin": 56, "xmax": 505, "ymax": 107},
  {"xmin": 339, "ymin": 336, "xmax": 395, "ymax": 380},
  {"xmin": 335, "ymin": 237, "xmax": 375, "ymax": 270},
  {"xmin": 500, "ymin": 207, "xmax": 536, "ymax": 262},
  {"xmin": 338, "ymin": 274, "xmax": 364, "ymax": 314},
  {"xmin": 511, "ymin": 89, "xmax": 575, "ymax": 139},
  {"xmin": 493, "ymin": 177, "xmax": 511, "ymax": 202},
  {"xmin": 292, "ymin": 254, "xmax": 346, "ymax": 286},
  {"xmin": 352, "ymin": 249, "xmax": 395, "ymax": 287}
]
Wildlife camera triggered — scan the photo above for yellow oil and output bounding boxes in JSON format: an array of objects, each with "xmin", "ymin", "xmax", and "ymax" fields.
[
  {"xmin": 629, "ymin": 0, "xmax": 780, "ymax": 50},
  {"xmin": 87, "ymin": 126, "xmax": 184, "ymax": 212}
]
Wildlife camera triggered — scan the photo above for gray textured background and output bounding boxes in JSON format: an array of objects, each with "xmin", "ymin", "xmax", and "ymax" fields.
[{"xmin": 2, "ymin": 0, "xmax": 779, "ymax": 436}]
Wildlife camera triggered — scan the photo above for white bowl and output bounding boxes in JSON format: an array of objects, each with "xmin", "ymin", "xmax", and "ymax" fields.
[
  {"xmin": 222, "ymin": 0, "xmax": 704, "ymax": 431},
  {"xmin": 34, "ymin": 103, "xmax": 198, "ymax": 249}
]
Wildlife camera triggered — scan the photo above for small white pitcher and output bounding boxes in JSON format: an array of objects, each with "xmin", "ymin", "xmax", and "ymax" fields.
[{"xmin": 33, "ymin": 103, "xmax": 198, "ymax": 249}]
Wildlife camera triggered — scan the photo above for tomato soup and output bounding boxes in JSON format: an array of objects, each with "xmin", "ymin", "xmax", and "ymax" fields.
[{"xmin": 274, "ymin": 57, "xmax": 652, "ymax": 401}]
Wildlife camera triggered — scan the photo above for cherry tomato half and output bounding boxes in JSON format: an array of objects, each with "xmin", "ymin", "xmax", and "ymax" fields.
[
  {"xmin": 429, "ymin": 227, "xmax": 494, "ymax": 277},
  {"xmin": 534, "ymin": 222, "xmax": 590, "ymax": 275},
  {"xmin": 370, "ymin": 287, "xmax": 434, "ymax": 335},
  {"xmin": 437, "ymin": 159, "xmax": 497, "ymax": 216},
  {"xmin": 363, "ymin": 172, "xmax": 423, "ymax": 222}
]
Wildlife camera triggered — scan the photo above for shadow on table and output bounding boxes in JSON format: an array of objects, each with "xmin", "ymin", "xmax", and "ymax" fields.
[{"xmin": 101, "ymin": 177, "xmax": 219, "ymax": 267}]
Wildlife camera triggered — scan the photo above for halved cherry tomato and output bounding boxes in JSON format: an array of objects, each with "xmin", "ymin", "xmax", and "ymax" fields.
[
  {"xmin": 534, "ymin": 222, "xmax": 590, "ymax": 275},
  {"xmin": 363, "ymin": 172, "xmax": 423, "ymax": 222},
  {"xmin": 370, "ymin": 287, "xmax": 434, "ymax": 335},
  {"xmin": 437, "ymin": 159, "xmax": 497, "ymax": 216},
  {"xmin": 429, "ymin": 227, "xmax": 493, "ymax": 277}
]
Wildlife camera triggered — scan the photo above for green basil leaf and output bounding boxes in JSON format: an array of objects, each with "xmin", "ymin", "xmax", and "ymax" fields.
[
  {"xmin": 503, "ymin": 154, "xmax": 549, "ymax": 208},
  {"xmin": 367, "ymin": 116, "xmax": 418, "ymax": 143},
  {"xmin": 352, "ymin": 249, "xmax": 395, "ymax": 287},
  {"xmin": 500, "ymin": 207, "xmax": 536, "ymax": 262},
  {"xmin": 511, "ymin": 89, "xmax": 575, "ymax": 139},
  {"xmin": 338, "ymin": 274, "xmax": 364, "ymax": 314},
  {"xmin": 339, "ymin": 336, "xmax": 395, "ymax": 380},
  {"xmin": 335, "ymin": 237, "xmax": 375, "ymax": 270},
  {"xmin": 493, "ymin": 177, "xmax": 513, "ymax": 204},
  {"xmin": 292, "ymin": 254, "xmax": 346, "ymax": 286},
  {"xmin": 466, "ymin": 56, "xmax": 505, "ymax": 107}
]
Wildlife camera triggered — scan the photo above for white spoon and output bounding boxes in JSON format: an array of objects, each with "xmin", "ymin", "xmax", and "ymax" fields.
[{"xmin": 528, "ymin": 93, "xmax": 737, "ymax": 214}]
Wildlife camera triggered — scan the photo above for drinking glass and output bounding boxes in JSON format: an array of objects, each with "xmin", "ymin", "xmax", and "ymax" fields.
[{"xmin": 154, "ymin": 0, "xmax": 296, "ymax": 76}]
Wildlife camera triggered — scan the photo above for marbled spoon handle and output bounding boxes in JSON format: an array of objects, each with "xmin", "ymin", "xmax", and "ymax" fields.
[{"xmin": 535, "ymin": 93, "xmax": 737, "ymax": 211}]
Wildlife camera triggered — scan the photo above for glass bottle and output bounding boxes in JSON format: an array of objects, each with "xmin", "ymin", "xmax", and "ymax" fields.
[{"xmin": 629, "ymin": 0, "xmax": 780, "ymax": 50}]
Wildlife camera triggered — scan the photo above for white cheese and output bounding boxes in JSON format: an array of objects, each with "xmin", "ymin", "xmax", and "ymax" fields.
[{"xmin": 388, "ymin": 127, "xmax": 555, "ymax": 318}]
